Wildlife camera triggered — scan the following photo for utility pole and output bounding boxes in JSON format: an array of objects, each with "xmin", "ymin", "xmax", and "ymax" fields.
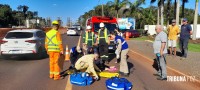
[{"xmin": 102, "ymin": 4, "xmax": 104, "ymax": 16}]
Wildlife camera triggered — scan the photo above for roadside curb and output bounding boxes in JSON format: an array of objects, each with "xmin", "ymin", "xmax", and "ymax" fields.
[{"xmin": 129, "ymin": 49, "xmax": 200, "ymax": 85}]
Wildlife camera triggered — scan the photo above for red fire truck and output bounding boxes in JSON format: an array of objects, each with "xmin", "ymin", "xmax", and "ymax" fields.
[{"xmin": 86, "ymin": 16, "xmax": 118, "ymax": 51}]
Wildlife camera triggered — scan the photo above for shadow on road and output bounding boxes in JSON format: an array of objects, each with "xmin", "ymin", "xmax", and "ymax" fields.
[
  {"xmin": 0, "ymin": 53, "xmax": 49, "ymax": 61},
  {"xmin": 128, "ymin": 61, "xmax": 135, "ymax": 74},
  {"xmin": 167, "ymin": 49, "xmax": 182, "ymax": 57}
]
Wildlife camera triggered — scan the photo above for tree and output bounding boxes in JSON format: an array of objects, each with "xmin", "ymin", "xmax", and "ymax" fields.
[
  {"xmin": 151, "ymin": 0, "xmax": 161, "ymax": 25},
  {"xmin": 107, "ymin": 0, "xmax": 129, "ymax": 18},
  {"xmin": 17, "ymin": 5, "xmax": 23, "ymax": 26},
  {"xmin": 22, "ymin": 5, "xmax": 29, "ymax": 19},
  {"xmin": 78, "ymin": 0, "xmax": 200, "ymax": 29},
  {"xmin": 26, "ymin": 11, "xmax": 34, "ymax": 19},
  {"xmin": 166, "ymin": 0, "xmax": 171, "ymax": 25},
  {"xmin": 33, "ymin": 11, "xmax": 38, "ymax": 26},
  {"xmin": 176, "ymin": 0, "xmax": 180, "ymax": 25},
  {"xmin": 0, "ymin": 4, "xmax": 12, "ymax": 27},
  {"xmin": 181, "ymin": 0, "xmax": 188, "ymax": 18},
  {"xmin": 125, "ymin": 0, "xmax": 145, "ymax": 18},
  {"xmin": 192, "ymin": 0, "xmax": 199, "ymax": 40}
]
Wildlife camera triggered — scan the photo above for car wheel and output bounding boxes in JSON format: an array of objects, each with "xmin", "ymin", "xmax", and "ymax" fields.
[{"xmin": 34, "ymin": 47, "xmax": 43, "ymax": 60}]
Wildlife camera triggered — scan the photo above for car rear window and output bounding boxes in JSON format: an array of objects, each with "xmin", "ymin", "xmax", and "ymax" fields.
[
  {"xmin": 68, "ymin": 28, "xmax": 76, "ymax": 30},
  {"xmin": 5, "ymin": 32, "xmax": 33, "ymax": 39}
]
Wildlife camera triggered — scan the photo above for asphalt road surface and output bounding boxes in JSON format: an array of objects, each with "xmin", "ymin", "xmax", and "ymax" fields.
[{"xmin": 0, "ymin": 33, "xmax": 200, "ymax": 90}]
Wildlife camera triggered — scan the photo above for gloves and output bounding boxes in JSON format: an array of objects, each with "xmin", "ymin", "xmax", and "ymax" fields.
[
  {"xmin": 115, "ymin": 51, "xmax": 118, "ymax": 55},
  {"xmin": 94, "ymin": 76, "xmax": 99, "ymax": 81}
]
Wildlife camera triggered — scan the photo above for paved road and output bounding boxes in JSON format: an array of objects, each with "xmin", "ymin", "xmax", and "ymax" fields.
[
  {"xmin": 0, "ymin": 34, "xmax": 200, "ymax": 90},
  {"xmin": 0, "ymin": 34, "xmax": 78, "ymax": 90}
]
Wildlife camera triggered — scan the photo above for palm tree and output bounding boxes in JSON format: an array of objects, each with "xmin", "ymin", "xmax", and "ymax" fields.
[
  {"xmin": 166, "ymin": 0, "xmax": 171, "ymax": 25},
  {"xmin": 174, "ymin": 0, "xmax": 176, "ymax": 19},
  {"xmin": 22, "ymin": 5, "xmax": 29, "ymax": 19},
  {"xmin": 192, "ymin": 0, "xmax": 199, "ymax": 40},
  {"xmin": 17, "ymin": 5, "xmax": 23, "ymax": 11},
  {"xmin": 151, "ymin": 0, "xmax": 164, "ymax": 26},
  {"xmin": 181, "ymin": 0, "xmax": 188, "ymax": 18},
  {"xmin": 128, "ymin": 0, "xmax": 145, "ymax": 16},
  {"xmin": 17, "ymin": 5, "xmax": 23, "ymax": 25},
  {"xmin": 176, "ymin": 0, "xmax": 180, "ymax": 25},
  {"xmin": 107, "ymin": 0, "xmax": 129, "ymax": 18},
  {"xmin": 33, "ymin": 11, "xmax": 38, "ymax": 26}
]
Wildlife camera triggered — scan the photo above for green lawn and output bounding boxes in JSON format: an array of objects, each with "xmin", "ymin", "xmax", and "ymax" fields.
[
  {"xmin": 188, "ymin": 43, "xmax": 200, "ymax": 52},
  {"xmin": 176, "ymin": 43, "xmax": 200, "ymax": 52},
  {"xmin": 131, "ymin": 36, "xmax": 200, "ymax": 52}
]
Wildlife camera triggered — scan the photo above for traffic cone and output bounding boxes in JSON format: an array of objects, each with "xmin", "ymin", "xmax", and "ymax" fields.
[
  {"xmin": 65, "ymin": 45, "xmax": 70, "ymax": 61},
  {"xmin": 125, "ymin": 32, "xmax": 130, "ymax": 40}
]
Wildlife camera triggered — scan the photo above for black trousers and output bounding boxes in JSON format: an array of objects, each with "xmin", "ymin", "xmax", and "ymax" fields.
[
  {"xmin": 99, "ymin": 43, "xmax": 109, "ymax": 62},
  {"xmin": 179, "ymin": 38, "xmax": 189, "ymax": 58}
]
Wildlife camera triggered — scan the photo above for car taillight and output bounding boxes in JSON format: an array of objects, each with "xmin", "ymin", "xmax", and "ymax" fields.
[
  {"xmin": 0, "ymin": 40, "xmax": 8, "ymax": 44},
  {"xmin": 25, "ymin": 40, "xmax": 37, "ymax": 43}
]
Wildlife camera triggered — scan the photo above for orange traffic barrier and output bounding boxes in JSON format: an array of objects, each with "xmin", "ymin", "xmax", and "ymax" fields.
[
  {"xmin": 125, "ymin": 32, "xmax": 130, "ymax": 40},
  {"xmin": 65, "ymin": 45, "xmax": 70, "ymax": 61}
]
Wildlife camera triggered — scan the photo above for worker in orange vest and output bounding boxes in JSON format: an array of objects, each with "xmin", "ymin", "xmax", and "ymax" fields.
[{"xmin": 45, "ymin": 20, "xmax": 64, "ymax": 80}]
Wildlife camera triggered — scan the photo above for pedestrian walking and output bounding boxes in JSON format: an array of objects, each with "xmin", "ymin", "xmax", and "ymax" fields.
[
  {"xmin": 45, "ymin": 20, "xmax": 64, "ymax": 80},
  {"xmin": 97, "ymin": 23, "xmax": 110, "ymax": 64},
  {"xmin": 167, "ymin": 19, "xmax": 180, "ymax": 56},
  {"xmin": 179, "ymin": 18, "xmax": 192, "ymax": 60},
  {"xmin": 110, "ymin": 31, "xmax": 129, "ymax": 77},
  {"xmin": 75, "ymin": 54, "xmax": 101, "ymax": 80},
  {"xmin": 153, "ymin": 25, "xmax": 167, "ymax": 80},
  {"xmin": 82, "ymin": 26, "xmax": 97, "ymax": 54}
]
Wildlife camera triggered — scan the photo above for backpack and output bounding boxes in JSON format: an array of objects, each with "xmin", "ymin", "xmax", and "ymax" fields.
[
  {"xmin": 106, "ymin": 77, "xmax": 132, "ymax": 90},
  {"xmin": 70, "ymin": 72, "xmax": 93, "ymax": 86}
]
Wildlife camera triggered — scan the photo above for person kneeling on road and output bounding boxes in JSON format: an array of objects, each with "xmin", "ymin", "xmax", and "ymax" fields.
[
  {"xmin": 75, "ymin": 54, "xmax": 101, "ymax": 80},
  {"xmin": 110, "ymin": 31, "xmax": 129, "ymax": 77},
  {"xmin": 69, "ymin": 46, "xmax": 84, "ymax": 69}
]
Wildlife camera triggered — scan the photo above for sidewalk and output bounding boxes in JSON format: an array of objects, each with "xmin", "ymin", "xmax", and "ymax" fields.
[{"xmin": 127, "ymin": 40, "xmax": 200, "ymax": 80}]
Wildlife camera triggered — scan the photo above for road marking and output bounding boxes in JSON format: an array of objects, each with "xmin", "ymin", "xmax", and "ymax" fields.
[
  {"xmin": 129, "ymin": 49, "xmax": 200, "ymax": 84},
  {"xmin": 65, "ymin": 75, "xmax": 72, "ymax": 90}
]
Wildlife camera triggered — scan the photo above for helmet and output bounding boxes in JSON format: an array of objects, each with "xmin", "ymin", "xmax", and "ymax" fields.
[
  {"xmin": 52, "ymin": 20, "xmax": 59, "ymax": 25},
  {"xmin": 99, "ymin": 23, "xmax": 105, "ymax": 28},
  {"xmin": 86, "ymin": 26, "xmax": 92, "ymax": 29}
]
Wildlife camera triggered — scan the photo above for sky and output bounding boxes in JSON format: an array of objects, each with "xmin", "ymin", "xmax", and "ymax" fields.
[{"xmin": 0, "ymin": 0, "xmax": 199, "ymax": 25}]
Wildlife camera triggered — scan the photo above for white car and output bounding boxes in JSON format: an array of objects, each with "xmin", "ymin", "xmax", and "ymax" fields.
[
  {"xmin": 0, "ymin": 29, "xmax": 46, "ymax": 59},
  {"xmin": 72, "ymin": 25, "xmax": 81, "ymax": 31},
  {"xmin": 67, "ymin": 28, "xmax": 78, "ymax": 36}
]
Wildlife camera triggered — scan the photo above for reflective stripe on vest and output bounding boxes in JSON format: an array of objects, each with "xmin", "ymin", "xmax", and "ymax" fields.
[
  {"xmin": 98, "ymin": 28, "xmax": 108, "ymax": 43},
  {"xmin": 85, "ymin": 32, "xmax": 94, "ymax": 45},
  {"xmin": 50, "ymin": 71, "xmax": 60, "ymax": 75},
  {"xmin": 46, "ymin": 29, "xmax": 60, "ymax": 52},
  {"xmin": 122, "ymin": 41, "xmax": 126, "ymax": 45}
]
